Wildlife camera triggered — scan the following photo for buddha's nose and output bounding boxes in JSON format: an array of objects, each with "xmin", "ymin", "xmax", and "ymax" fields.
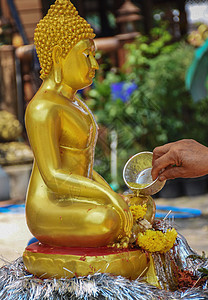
[{"xmin": 90, "ymin": 55, "xmax": 99, "ymax": 70}]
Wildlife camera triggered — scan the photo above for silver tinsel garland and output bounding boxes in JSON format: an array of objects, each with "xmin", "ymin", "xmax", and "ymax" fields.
[
  {"xmin": 1, "ymin": 219, "xmax": 208, "ymax": 300},
  {"xmin": 0, "ymin": 254, "xmax": 208, "ymax": 300}
]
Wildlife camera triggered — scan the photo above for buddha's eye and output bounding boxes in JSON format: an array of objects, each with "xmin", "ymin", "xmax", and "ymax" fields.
[{"xmin": 83, "ymin": 52, "xmax": 90, "ymax": 58}]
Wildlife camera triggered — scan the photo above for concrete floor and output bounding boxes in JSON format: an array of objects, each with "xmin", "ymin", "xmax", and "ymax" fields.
[
  {"xmin": 0, "ymin": 212, "xmax": 32, "ymax": 266},
  {"xmin": 0, "ymin": 194, "xmax": 208, "ymax": 267}
]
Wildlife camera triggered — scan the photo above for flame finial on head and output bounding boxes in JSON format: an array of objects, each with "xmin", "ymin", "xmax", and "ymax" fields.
[{"xmin": 34, "ymin": 0, "xmax": 95, "ymax": 79}]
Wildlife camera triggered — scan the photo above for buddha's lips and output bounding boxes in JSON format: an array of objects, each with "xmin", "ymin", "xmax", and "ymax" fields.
[{"xmin": 88, "ymin": 71, "xmax": 95, "ymax": 78}]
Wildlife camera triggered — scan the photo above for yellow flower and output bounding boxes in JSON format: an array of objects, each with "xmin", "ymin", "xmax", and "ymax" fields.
[
  {"xmin": 129, "ymin": 204, "xmax": 147, "ymax": 221},
  {"xmin": 137, "ymin": 228, "xmax": 177, "ymax": 253}
]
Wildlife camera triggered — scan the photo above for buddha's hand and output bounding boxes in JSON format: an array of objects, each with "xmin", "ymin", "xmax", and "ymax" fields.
[{"xmin": 105, "ymin": 190, "xmax": 133, "ymax": 239}]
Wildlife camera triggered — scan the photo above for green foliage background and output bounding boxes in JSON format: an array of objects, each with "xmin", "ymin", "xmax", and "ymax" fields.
[{"xmin": 86, "ymin": 26, "xmax": 207, "ymax": 190}]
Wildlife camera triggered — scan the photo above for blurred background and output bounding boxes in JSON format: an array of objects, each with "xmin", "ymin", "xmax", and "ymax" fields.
[
  {"xmin": 0, "ymin": 0, "xmax": 208, "ymax": 261},
  {"xmin": 1, "ymin": 0, "xmax": 208, "ymax": 195}
]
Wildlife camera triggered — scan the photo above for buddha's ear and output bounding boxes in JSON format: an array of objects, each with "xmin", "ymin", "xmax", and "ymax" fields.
[{"xmin": 52, "ymin": 45, "xmax": 62, "ymax": 84}]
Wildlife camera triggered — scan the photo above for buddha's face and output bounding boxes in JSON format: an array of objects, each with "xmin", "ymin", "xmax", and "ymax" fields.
[{"xmin": 61, "ymin": 39, "xmax": 99, "ymax": 90}]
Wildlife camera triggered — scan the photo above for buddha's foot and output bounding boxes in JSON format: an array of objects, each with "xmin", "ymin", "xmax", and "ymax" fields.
[{"xmin": 23, "ymin": 242, "xmax": 150, "ymax": 279}]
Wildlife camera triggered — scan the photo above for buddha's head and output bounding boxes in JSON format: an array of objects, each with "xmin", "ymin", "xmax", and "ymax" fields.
[{"xmin": 34, "ymin": 0, "xmax": 98, "ymax": 89}]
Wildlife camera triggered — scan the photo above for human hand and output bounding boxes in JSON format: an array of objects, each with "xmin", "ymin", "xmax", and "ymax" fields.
[{"xmin": 151, "ymin": 139, "xmax": 208, "ymax": 181}]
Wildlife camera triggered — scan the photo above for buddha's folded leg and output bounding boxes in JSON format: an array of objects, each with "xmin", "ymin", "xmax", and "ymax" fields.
[{"xmin": 26, "ymin": 200, "xmax": 122, "ymax": 247}]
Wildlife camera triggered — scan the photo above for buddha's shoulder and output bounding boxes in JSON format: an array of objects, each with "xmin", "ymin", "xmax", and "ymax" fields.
[{"xmin": 26, "ymin": 91, "xmax": 72, "ymax": 115}]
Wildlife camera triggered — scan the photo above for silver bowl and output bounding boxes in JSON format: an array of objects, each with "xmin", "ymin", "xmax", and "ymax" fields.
[{"xmin": 123, "ymin": 151, "xmax": 166, "ymax": 196}]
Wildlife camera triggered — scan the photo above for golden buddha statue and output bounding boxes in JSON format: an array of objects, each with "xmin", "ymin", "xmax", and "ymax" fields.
[{"xmin": 23, "ymin": 0, "xmax": 157, "ymax": 280}]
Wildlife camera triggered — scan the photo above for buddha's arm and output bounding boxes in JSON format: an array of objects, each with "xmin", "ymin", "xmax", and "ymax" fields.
[
  {"xmin": 92, "ymin": 170, "xmax": 113, "ymax": 190},
  {"xmin": 25, "ymin": 101, "xmax": 132, "ymax": 236}
]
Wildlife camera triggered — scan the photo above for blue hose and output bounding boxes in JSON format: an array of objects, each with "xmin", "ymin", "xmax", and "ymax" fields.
[
  {"xmin": 0, "ymin": 203, "xmax": 202, "ymax": 219},
  {"xmin": 0, "ymin": 204, "xmax": 25, "ymax": 214},
  {"xmin": 156, "ymin": 205, "xmax": 202, "ymax": 219}
]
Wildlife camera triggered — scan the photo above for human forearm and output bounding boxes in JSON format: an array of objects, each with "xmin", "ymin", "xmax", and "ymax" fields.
[{"xmin": 151, "ymin": 139, "xmax": 208, "ymax": 181}]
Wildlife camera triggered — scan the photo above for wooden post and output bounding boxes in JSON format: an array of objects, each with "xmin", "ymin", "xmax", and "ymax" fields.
[
  {"xmin": 177, "ymin": 0, "xmax": 187, "ymax": 36},
  {"xmin": 41, "ymin": 0, "xmax": 54, "ymax": 16},
  {"xmin": 98, "ymin": 0, "xmax": 112, "ymax": 37},
  {"xmin": 0, "ymin": 45, "xmax": 18, "ymax": 118},
  {"xmin": 72, "ymin": 0, "xmax": 85, "ymax": 18},
  {"xmin": 141, "ymin": 0, "xmax": 153, "ymax": 34}
]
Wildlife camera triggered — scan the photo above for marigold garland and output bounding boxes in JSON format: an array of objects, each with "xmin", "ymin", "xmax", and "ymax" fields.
[
  {"xmin": 137, "ymin": 228, "xmax": 177, "ymax": 253},
  {"xmin": 129, "ymin": 204, "xmax": 147, "ymax": 221}
]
